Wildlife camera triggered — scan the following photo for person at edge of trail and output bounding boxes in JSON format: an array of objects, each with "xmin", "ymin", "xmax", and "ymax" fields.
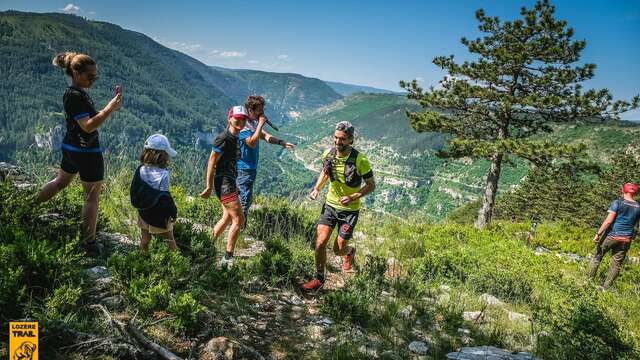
[
  {"xmin": 301, "ymin": 121, "xmax": 376, "ymax": 292},
  {"xmin": 238, "ymin": 95, "xmax": 295, "ymax": 226},
  {"xmin": 588, "ymin": 183, "xmax": 640, "ymax": 289},
  {"xmin": 200, "ymin": 106, "xmax": 248, "ymax": 268},
  {"xmin": 130, "ymin": 134, "xmax": 179, "ymax": 252},
  {"xmin": 36, "ymin": 51, "xmax": 122, "ymax": 257}
]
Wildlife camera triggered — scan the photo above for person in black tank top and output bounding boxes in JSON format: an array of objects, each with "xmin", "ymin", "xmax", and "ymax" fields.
[
  {"xmin": 200, "ymin": 106, "xmax": 248, "ymax": 268},
  {"xmin": 36, "ymin": 52, "xmax": 122, "ymax": 257}
]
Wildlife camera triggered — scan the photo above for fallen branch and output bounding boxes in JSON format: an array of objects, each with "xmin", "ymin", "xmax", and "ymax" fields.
[
  {"xmin": 125, "ymin": 321, "xmax": 183, "ymax": 360},
  {"xmin": 58, "ymin": 337, "xmax": 109, "ymax": 351},
  {"xmin": 141, "ymin": 315, "xmax": 177, "ymax": 329},
  {"xmin": 91, "ymin": 304, "xmax": 183, "ymax": 360}
]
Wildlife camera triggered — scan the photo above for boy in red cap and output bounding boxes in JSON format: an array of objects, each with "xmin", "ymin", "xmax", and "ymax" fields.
[
  {"xmin": 588, "ymin": 183, "xmax": 640, "ymax": 289},
  {"xmin": 200, "ymin": 106, "xmax": 248, "ymax": 267}
]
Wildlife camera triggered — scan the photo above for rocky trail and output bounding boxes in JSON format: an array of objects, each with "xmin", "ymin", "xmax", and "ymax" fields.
[
  {"xmin": 76, "ymin": 227, "xmax": 357, "ymax": 359},
  {"xmin": 75, "ymin": 228, "xmax": 540, "ymax": 360}
]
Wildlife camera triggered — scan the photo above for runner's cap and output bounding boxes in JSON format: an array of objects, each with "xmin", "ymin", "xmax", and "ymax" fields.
[
  {"xmin": 228, "ymin": 105, "xmax": 249, "ymax": 119},
  {"xmin": 622, "ymin": 183, "xmax": 638, "ymax": 194},
  {"xmin": 144, "ymin": 134, "xmax": 177, "ymax": 157}
]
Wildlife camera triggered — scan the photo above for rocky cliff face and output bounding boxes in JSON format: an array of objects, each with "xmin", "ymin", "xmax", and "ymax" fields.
[{"xmin": 34, "ymin": 124, "xmax": 64, "ymax": 150}]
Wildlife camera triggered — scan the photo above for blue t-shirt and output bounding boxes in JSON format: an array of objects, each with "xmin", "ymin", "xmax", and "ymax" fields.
[
  {"xmin": 608, "ymin": 199, "xmax": 640, "ymax": 237},
  {"xmin": 237, "ymin": 119, "xmax": 259, "ymax": 170}
]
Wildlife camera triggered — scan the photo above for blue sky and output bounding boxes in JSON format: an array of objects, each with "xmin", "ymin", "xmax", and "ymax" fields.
[{"xmin": 2, "ymin": 0, "xmax": 639, "ymax": 119}]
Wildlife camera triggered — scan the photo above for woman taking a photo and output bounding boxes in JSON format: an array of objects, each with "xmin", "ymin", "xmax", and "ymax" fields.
[{"xmin": 37, "ymin": 52, "xmax": 122, "ymax": 256}]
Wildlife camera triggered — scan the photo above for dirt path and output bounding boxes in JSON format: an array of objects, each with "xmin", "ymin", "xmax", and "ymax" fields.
[
  {"xmin": 229, "ymin": 237, "xmax": 353, "ymax": 358},
  {"xmin": 92, "ymin": 228, "xmax": 354, "ymax": 359}
]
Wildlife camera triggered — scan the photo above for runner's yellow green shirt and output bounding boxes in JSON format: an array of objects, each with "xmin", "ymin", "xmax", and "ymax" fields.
[{"xmin": 321, "ymin": 148, "xmax": 373, "ymax": 211}]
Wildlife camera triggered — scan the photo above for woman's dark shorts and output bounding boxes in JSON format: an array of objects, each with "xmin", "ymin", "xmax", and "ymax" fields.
[{"xmin": 60, "ymin": 150, "xmax": 104, "ymax": 182}]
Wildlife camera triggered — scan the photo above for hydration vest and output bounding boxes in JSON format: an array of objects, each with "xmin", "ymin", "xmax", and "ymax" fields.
[{"xmin": 322, "ymin": 148, "xmax": 362, "ymax": 188}]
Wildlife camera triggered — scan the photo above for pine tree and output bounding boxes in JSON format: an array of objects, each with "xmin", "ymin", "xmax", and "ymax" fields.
[{"xmin": 401, "ymin": 0, "xmax": 639, "ymax": 228}]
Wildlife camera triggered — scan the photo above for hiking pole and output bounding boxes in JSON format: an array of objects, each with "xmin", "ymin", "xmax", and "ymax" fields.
[{"xmin": 260, "ymin": 114, "xmax": 279, "ymax": 131}]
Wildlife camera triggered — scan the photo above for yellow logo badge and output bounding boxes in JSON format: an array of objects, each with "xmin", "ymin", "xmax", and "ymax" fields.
[{"xmin": 9, "ymin": 322, "xmax": 38, "ymax": 360}]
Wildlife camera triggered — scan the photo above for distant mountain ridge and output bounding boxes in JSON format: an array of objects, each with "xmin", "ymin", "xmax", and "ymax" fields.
[
  {"xmin": 209, "ymin": 66, "xmax": 342, "ymax": 123},
  {"xmin": 2, "ymin": 10, "xmax": 640, "ymax": 221},
  {"xmin": 323, "ymin": 80, "xmax": 399, "ymax": 96},
  {"xmin": 0, "ymin": 10, "xmax": 342, "ymax": 157},
  {"xmin": 256, "ymin": 93, "xmax": 640, "ymax": 220}
]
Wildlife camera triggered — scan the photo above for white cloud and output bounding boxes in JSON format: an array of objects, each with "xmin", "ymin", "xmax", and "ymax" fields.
[
  {"xmin": 209, "ymin": 50, "xmax": 246, "ymax": 59},
  {"xmin": 175, "ymin": 42, "xmax": 202, "ymax": 53},
  {"xmin": 61, "ymin": 3, "xmax": 80, "ymax": 14},
  {"xmin": 248, "ymin": 60, "xmax": 260, "ymax": 64},
  {"xmin": 218, "ymin": 51, "xmax": 246, "ymax": 58},
  {"xmin": 155, "ymin": 39, "xmax": 203, "ymax": 54},
  {"xmin": 277, "ymin": 54, "xmax": 290, "ymax": 61},
  {"xmin": 415, "ymin": 76, "xmax": 424, "ymax": 82}
]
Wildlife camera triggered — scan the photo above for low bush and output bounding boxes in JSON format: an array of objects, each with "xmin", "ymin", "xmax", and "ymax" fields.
[
  {"xmin": 249, "ymin": 237, "xmax": 314, "ymax": 287},
  {"xmin": 0, "ymin": 181, "xmax": 85, "ymax": 320},
  {"xmin": 168, "ymin": 292, "xmax": 204, "ymax": 332},
  {"xmin": 247, "ymin": 196, "xmax": 316, "ymax": 242},
  {"xmin": 534, "ymin": 291, "xmax": 638, "ymax": 359},
  {"xmin": 323, "ymin": 255, "xmax": 389, "ymax": 328},
  {"xmin": 45, "ymin": 284, "xmax": 83, "ymax": 320}
]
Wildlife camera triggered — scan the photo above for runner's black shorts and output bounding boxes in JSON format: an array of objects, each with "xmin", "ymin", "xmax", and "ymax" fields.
[
  {"xmin": 317, "ymin": 204, "xmax": 359, "ymax": 240},
  {"xmin": 60, "ymin": 150, "xmax": 104, "ymax": 182},
  {"xmin": 214, "ymin": 176, "xmax": 239, "ymax": 204}
]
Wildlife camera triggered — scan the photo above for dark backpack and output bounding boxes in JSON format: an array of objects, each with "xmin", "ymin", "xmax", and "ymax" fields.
[
  {"xmin": 130, "ymin": 165, "xmax": 177, "ymax": 228},
  {"xmin": 322, "ymin": 148, "xmax": 362, "ymax": 187}
]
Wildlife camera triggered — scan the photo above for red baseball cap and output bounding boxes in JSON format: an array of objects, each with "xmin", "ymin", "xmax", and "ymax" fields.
[
  {"xmin": 622, "ymin": 183, "xmax": 638, "ymax": 194},
  {"xmin": 228, "ymin": 105, "xmax": 248, "ymax": 119}
]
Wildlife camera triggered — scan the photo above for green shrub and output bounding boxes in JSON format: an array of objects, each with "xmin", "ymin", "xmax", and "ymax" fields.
[
  {"xmin": 172, "ymin": 221, "xmax": 215, "ymax": 262},
  {"xmin": 323, "ymin": 255, "xmax": 390, "ymax": 328},
  {"xmin": 247, "ymin": 196, "xmax": 316, "ymax": 242},
  {"xmin": 324, "ymin": 286, "xmax": 374, "ymax": 327},
  {"xmin": 534, "ymin": 291, "xmax": 637, "ymax": 359},
  {"xmin": 172, "ymin": 185, "xmax": 222, "ymax": 226},
  {"xmin": 45, "ymin": 284, "xmax": 82, "ymax": 320},
  {"xmin": 108, "ymin": 238, "xmax": 193, "ymax": 313},
  {"xmin": 128, "ymin": 277, "xmax": 171, "ymax": 313},
  {"xmin": 168, "ymin": 292, "xmax": 204, "ymax": 331},
  {"xmin": 108, "ymin": 240, "xmax": 190, "ymax": 287},
  {"xmin": 250, "ymin": 237, "xmax": 314, "ymax": 287},
  {"xmin": 0, "ymin": 242, "xmax": 26, "ymax": 316},
  {"xmin": 0, "ymin": 182, "xmax": 85, "ymax": 319},
  {"xmin": 413, "ymin": 249, "xmax": 473, "ymax": 284}
]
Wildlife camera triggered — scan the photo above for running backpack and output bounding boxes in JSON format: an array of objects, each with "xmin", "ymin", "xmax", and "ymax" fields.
[{"xmin": 322, "ymin": 147, "xmax": 362, "ymax": 187}]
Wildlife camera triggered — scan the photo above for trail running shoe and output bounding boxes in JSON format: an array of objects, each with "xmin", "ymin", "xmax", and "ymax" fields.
[
  {"xmin": 343, "ymin": 247, "xmax": 356, "ymax": 272},
  {"xmin": 219, "ymin": 256, "xmax": 235, "ymax": 269},
  {"xmin": 301, "ymin": 278, "xmax": 324, "ymax": 292}
]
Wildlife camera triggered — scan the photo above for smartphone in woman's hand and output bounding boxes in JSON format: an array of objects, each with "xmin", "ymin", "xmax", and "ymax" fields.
[{"xmin": 115, "ymin": 85, "xmax": 122, "ymax": 96}]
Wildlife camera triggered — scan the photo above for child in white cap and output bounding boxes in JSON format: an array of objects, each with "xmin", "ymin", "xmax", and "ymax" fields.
[{"xmin": 130, "ymin": 134, "xmax": 178, "ymax": 251}]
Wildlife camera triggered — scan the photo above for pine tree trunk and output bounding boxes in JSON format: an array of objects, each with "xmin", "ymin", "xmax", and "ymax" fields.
[{"xmin": 475, "ymin": 152, "xmax": 503, "ymax": 229}]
